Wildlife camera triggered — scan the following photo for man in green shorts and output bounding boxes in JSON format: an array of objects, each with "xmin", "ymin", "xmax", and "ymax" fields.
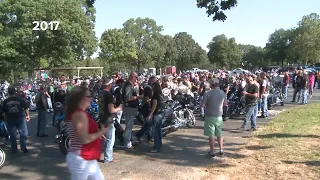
[{"xmin": 201, "ymin": 78, "xmax": 227, "ymax": 157}]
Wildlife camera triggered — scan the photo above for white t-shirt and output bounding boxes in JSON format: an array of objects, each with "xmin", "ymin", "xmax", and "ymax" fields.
[{"xmin": 241, "ymin": 80, "xmax": 246, "ymax": 89}]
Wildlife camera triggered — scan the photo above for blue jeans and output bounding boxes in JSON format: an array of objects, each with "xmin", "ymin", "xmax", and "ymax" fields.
[
  {"xmin": 300, "ymin": 89, "xmax": 308, "ymax": 104},
  {"xmin": 37, "ymin": 110, "xmax": 47, "ymax": 135},
  {"xmin": 123, "ymin": 115, "xmax": 135, "ymax": 148},
  {"xmin": 261, "ymin": 94, "xmax": 268, "ymax": 117},
  {"xmin": 153, "ymin": 113, "xmax": 165, "ymax": 152},
  {"xmin": 47, "ymin": 97, "xmax": 52, "ymax": 110},
  {"xmin": 200, "ymin": 96, "xmax": 205, "ymax": 115},
  {"xmin": 242, "ymin": 104, "xmax": 258, "ymax": 129},
  {"xmin": 136, "ymin": 116, "xmax": 153, "ymax": 140},
  {"xmin": 282, "ymin": 84, "xmax": 289, "ymax": 99},
  {"xmin": 103, "ymin": 111, "xmax": 122, "ymax": 162},
  {"xmin": 7, "ymin": 118, "xmax": 28, "ymax": 153},
  {"xmin": 257, "ymin": 98, "xmax": 261, "ymax": 112}
]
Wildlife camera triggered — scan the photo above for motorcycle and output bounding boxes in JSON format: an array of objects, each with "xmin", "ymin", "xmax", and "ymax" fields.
[
  {"xmin": 0, "ymin": 90, "xmax": 6, "ymax": 102},
  {"xmin": 0, "ymin": 119, "xmax": 8, "ymax": 169},
  {"xmin": 25, "ymin": 90, "xmax": 37, "ymax": 111},
  {"xmin": 226, "ymin": 87, "xmax": 246, "ymax": 119},
  {"xmin": 0, "ymin": 146, "xmax": 5, "ymax": 169},
  {"xmin": 267, "ymin": 83, "xmax": 284, "ymax": 109},
  {"xmin": 162, "ymin": 94, "xmax": 196, "ymax": 137},
  {"xmin": 136, "ymin": 93, "xmax": 196, "ymax": 137}
]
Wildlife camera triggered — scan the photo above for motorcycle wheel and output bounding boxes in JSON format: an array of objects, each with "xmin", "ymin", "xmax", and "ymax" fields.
[
  {"xmin": 0, "ymin": 148, "xmax": 5, "ymax": 169},
  {"xmin": 59, "ymin": 134, "xmax": 70, "ymax": 156},
  {"xmin": 186, "ymin": 111, "xmax": 196, "ymax": 128},
  {"xmin": 29, "ymin": 104, "xmax": 37, "ymax": 111},
  {"xmin": 162, "ymin": 130, "xmax": 169, "ymax": 137}
]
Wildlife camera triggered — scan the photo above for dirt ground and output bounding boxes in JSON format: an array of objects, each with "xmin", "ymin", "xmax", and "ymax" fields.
[{"xmin": 201, "ymin": 104, "xmax": 320, "ymax": 180}]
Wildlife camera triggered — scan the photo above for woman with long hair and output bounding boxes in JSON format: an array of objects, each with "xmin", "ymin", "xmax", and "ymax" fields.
[
  {"xmin": 65, "ymin": 86, "xmax": 110, "ymax": 180},
  {"xmin": 146, "ymin": 82, "xmax": 165, "ymax": 153}
]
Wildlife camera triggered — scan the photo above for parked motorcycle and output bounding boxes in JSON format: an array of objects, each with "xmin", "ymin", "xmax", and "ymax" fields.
[
  {"xmin": 162, "ymin": 94, "xmax": 196, "ymax": 137},
  {"xmin": 0, "ymin": 119, "xmax": 9, "ymax": 169},
  {"xmin": 0, "ymin": 146, "xmax": 5, "ymax": 169},
  {"xmin": 25, "ymin": 90, "xmax": 37, "ymax": 111},
  {"xmin": 226, "ymin": 87, "xmax": 246, "ymax": 119},
  {"xmin": 136, "ymin": 93, "xmax": 196, "ymax": 137},
  {"xmin": 267, "ymin": 83, "xmax": 284, "ymax": 109}
]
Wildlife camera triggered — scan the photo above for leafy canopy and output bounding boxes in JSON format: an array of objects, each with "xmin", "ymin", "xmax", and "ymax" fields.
[{"xmin": 197, "ymin": 0, "xmax": 238, "ymax": 21}]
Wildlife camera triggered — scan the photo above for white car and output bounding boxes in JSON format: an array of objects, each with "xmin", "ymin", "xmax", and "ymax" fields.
[{"xmin": 231, "ymin": 68, "xmax": 251, "ymax": 76}]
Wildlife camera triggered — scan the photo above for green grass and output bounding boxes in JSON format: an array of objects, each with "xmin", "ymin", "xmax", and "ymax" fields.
[{"xmin": 252, "ymin": 103, "xmax": 320, "ymax": 172}]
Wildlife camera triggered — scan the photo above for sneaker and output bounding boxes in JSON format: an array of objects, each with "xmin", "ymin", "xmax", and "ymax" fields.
[
  {"xmin": 218, "ymin": 150, "xmax": 225, "ymax": 156},
  {"xmin": 21, "ymin": 149, "xmax": 28, "ymax": 154},
  {"xmin": 206, "ymin": 151, "xmax": 215, "ymax": 158},
  {"xmin": 238, "ymin": 126, "xmax": 245, "ymax": 131}
]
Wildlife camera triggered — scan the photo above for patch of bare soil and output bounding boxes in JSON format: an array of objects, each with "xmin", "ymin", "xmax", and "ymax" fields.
[{"xmin": 203, "ymin": 138, "xmax": 320, "ymax": 180}]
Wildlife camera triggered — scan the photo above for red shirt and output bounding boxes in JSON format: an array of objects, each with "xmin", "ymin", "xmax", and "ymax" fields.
[{"xmin": 66, "ymin": 108, "xmax": 101, "ymax": 160}]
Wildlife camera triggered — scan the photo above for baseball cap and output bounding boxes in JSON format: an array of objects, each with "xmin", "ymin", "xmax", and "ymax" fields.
[{"xmin": 209, "ymin": 78, "xmax": 219, "ymax": 85}]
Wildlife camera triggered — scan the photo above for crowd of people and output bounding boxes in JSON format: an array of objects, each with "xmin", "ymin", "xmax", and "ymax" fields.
[{"xmin": 0, "ymin": 68, "xmax": 318, "ymax": 179}]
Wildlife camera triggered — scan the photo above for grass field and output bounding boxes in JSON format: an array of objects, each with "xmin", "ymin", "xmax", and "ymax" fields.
[{"xmin": 205, "ymin": 103, "xmax": 320, "ymax": 180}]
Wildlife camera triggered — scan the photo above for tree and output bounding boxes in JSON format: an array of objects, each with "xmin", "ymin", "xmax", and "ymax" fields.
[
  {"xmin": 0, "ymin": 0, "xmax": 97, "ymax": 80},
  {"xmin": 154, "ymin": 35, "xmax": 178, "ymax": 69},
  {"xmin": 287, "ymin": 13, "xmax": 320, "ymax": 65},
  {"xmin": 239, "ymin": 44, "xmax": 266, "ymax": 70},
  {"xmin": 264, "ymin": 29, "xmax": 291, "ymax": 66},
  {"xmin": 174, "ymin": 32, "xmax": 208, "ymax": 70},
  {"xmin": 99, "ymin": 28, "xmax": 137, "ymax": 73},
  {"xmin": 207, "ymin": 34, "xmax": 242, "ymax": 70},
  {"xmin": 122, "ymin": 17, "xmax": 164, "ymax": 71},
  {"xmin": 197, "ymin": 0, "xmax": 238, "ymax": 21}
]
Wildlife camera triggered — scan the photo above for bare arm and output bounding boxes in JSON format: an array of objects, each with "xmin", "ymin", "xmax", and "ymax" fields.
[
  {"xmin": 223, "ymin": 94, "xmax": 227, "ymax": 106},
  {"xmin": 25, "ymin": 108, "xmax": 30, "ymax": 117},
  {"xmin": 108, "ymin": 104, "xmax": 121, "ymax": 114},
  {"xmin": 73, "ymin": 111, "xmax": 109, "ymax": 144},
  {"xmin": 45, "ymin": 92, "xmax": 50, "ymax": 97},
  {"xmin": 201, "ymin": 93, "xmax": 207, "ymax": 108}
]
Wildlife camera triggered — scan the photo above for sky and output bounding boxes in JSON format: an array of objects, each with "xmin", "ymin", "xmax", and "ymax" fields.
[{"xmin": 93, "ymin": 0, "xmax": 320, "ymax": 53}]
